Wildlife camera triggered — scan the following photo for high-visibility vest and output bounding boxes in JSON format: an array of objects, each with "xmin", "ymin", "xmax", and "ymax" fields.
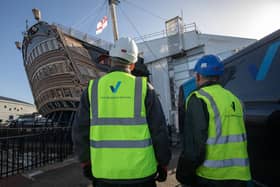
[
  {"xmin": 88, "ymin": 71, "xmax": 157, "ymax": 179},
  {"xmin": 186, "ymin": 84, "xmax": 251, "ymax": 181}
]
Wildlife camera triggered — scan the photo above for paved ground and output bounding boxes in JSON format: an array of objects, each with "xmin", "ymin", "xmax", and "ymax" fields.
[{"xmin": 0, "ymin": 147, "xmax": 181, "ymax": 187}]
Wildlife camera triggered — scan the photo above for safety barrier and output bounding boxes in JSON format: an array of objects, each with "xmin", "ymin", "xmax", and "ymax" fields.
[{"xmin": 0, "ymin": 127, "xmax": 73, "ymax": 177}]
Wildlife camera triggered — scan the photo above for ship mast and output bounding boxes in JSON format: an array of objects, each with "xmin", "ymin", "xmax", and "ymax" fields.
[{"xmin": 109, "ymin": 0, "xmax": 120, "ymax": 41}]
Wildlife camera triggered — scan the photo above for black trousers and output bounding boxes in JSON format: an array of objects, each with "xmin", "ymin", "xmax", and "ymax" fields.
[
  {"xmin": 194, "ymin": 176, "xmax": 248, "ymax": 187},
  {"xmin": 93, "ymin": 180, "xmax": 156, "ymax": 187}
]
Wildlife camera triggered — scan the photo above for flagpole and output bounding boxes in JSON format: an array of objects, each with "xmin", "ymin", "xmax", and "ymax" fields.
[{"xmin": 109, "ymin": 0, "xmax": 120, "ymax": 41}]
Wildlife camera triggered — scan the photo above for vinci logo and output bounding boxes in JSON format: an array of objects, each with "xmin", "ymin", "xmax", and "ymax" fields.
[
  {"xmin": 249, "ymin": 40, "xmax": 280, "ymax": 80},
  {"xmin": 110, "ymin": 81, "xmax": 122, "ymax": 93}
]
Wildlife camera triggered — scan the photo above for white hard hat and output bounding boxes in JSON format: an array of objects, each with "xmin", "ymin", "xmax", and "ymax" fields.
[{"xmin": 109, "ymin": 37, "xmax": 138, "ymax": 64}]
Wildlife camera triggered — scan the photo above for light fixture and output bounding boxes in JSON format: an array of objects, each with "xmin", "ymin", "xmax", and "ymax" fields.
[{"xmin": 32, "ymin": 8, "xmax": 41, "ymax": 22}]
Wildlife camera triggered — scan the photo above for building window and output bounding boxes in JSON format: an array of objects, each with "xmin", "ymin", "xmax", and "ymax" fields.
[
  {"xmin": 64, "ymin": 88, "xmax": 72, "ymax": 97},
  {"xmin": 28, "ymin": 54, "xmax": 33, "ymax": 64},
  {"xmin": 49, "ymin": 40, "xmax": 55, "ymax": 49},
  {"xmin": 56, "ymin": 88, "xmax": 63, "ymax": 97},
  {"xmin": 73, "ymin": 88, "xmax": 80, "ymax": 97},
  {"xmin": 36, "ymin": 47, "xmax": 41, "ymax": 57},
  {"xmin": 50, "ymin": 89, "xmax": 56, "ymax": 98},
  {"xmin": 45, "ymin": 41, "xmax": 50, "ymax": 51},
  {"xmin": 28, "ymin": 57, "xmax": 32, "ymax": 65},
  {"xmin": 33, "ymin": 48, "xmax": 37, "ymax": 59},
  {"xmin": 47, "ymin": 40, "xmax": 53, "ymax": 50},
  {"xmin": 41, "ymin": 42, "xmax": 47, "ymax": 53},
  {"xmin": 52, "ymin": 40, "xmax": 59, "ymax": 49},
  {"xmin": 39, "ymin": 44, "xmax": 44, "ymax": 54},
  {"xmin": 32, "ymin": 50, "xmax": 37, "ymax": 60},
  {"xmin": 55, "ymin": 63, "xmax": 63, "ymax": 73},
  {"xmin": 4, "ymin": 105, "xmax": 7, "ymax": 108}
]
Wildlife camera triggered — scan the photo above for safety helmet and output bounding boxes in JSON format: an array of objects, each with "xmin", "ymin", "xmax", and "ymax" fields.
[
  {"xmin": 194, "ymin": 54, "xmax": 224, "ymax": 76},
  {"xmin": 109, "ymin": 37, "xmax": 138, "ymax": 64}
]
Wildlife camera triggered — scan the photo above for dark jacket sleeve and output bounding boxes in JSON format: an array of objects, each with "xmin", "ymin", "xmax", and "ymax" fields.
[
  {"xmin": 176, "ymin": 94, "xmax": 208, "ymax": 184},
  {"xmin": 145, "ymin": 83, "xmax": 172, "ymax": 166},
  {"xmin": 183, "ymin": 95, "xmax": 208, "ymax": 165},
  {"xmin": 178, "ymin": 85, "xmax": 185, "ymax": 134},
  {"xmin": 72, "ymin": 88, "xmax": 90, "ymax": 163}
]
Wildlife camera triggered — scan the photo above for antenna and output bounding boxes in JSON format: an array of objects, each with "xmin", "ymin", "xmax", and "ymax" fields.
[{"xmin": 25, "ymin": 19, "xmax": 29, "ymax": 31}]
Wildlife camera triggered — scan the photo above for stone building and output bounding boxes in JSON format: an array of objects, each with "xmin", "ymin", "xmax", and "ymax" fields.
[{"xmin": 0, "ymin": 96, "xmax": 37, "ymax": 125}]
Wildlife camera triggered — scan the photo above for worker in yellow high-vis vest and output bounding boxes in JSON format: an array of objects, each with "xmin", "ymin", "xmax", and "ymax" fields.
[
  {"xmin": 72, "ymin": 37, "xmax": 171, "ymax": 187},
  {"xmin": 176, "ymin": 54, "xmax": 251, "ymax": 187}
]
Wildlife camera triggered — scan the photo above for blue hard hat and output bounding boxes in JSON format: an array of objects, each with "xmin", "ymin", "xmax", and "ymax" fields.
[{"xmin": 194, "ymin": 54, "xmax": 224, "ymax": 76}]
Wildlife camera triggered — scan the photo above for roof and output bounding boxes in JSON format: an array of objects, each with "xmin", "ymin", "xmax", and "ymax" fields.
[
  {"xmin": 137, "ymin": 30, "xmax": 256, "ymax": 63},
  {"xmin": 0, "ymin": 96, "xmax": 33, "ymax": 105},
  {"xmin": 223, "ymin": 28, "xmax": 280, "ymax": 65}
]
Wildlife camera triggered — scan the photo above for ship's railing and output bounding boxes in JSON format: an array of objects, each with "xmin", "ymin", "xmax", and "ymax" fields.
[
  {"xmin": 0, "ymin": 126, "xmax": 72, "ymax": 177},
  {"xmin": 54, "ymin": 22, "xmax": 197, "ymax": 46},
  {"xmin": 133, "ymin": 22, "xmax": 198, "ymax": 42},
  {"xmin": 54, "ymin": 23, "xmax": 113, "ymax": 51}
]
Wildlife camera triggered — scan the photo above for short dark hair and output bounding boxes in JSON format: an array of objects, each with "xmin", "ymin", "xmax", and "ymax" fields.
[
  {"xmin": 110, "ymin": 58, "xmax": 131, "ymax": 68},
  {"xmin": 201, "ymin": 74, "xmax": 220, "ymax": 82},
  {"xmin": 111, "ymin": 57, "xmax": 132, "ymax": 65}
]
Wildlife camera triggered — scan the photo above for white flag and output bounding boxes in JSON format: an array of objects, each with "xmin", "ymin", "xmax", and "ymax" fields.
[{"xmin": 96, "ymin": 16, "xmax": 108, "ymax": 35}]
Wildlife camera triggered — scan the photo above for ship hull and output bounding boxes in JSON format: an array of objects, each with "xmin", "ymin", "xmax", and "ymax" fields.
[{"xmin": 22, "ymin": 22, "xmax": 110, "ymax": 124}]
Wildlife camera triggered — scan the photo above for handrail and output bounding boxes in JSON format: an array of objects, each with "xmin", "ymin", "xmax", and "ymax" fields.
[
  {"xmin": 54, "ymin": 22, "xmax": 198, "ymax": 44},
  {"xmin": 54, "ymin": 23, "xmax": 113, "ymax": 51},
  {"xmin": 0, "ymin": 127, "xmax": 72, "ymax": 177},
  {"xmin": 133, "ymin": 22, "xmax": 198, "ymax": 42}
]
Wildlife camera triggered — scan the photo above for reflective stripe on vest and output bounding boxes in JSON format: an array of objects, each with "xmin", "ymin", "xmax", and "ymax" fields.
[
  {"xmin": 198, "ymin": 89, "xmax": 247, "ymax": 146},
  {"xmin": 204, "ymin": 158, "xmax": 249, "ymax": 168},
  {"xmin": 90, "ymin": 139, "xmax": 152, "ymax": 148}
]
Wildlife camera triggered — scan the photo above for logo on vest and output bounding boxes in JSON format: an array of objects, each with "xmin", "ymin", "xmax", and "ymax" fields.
[
  {"xmin": 231, "ymin": 101, "xmax": 236, "ymax": 112},
  {"xmin": 110, "ymin": 81, "xmax": 121, "ymax": 93}
]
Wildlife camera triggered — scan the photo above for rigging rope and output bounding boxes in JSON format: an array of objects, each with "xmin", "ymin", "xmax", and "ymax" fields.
[
  {"xmin": 72, "ymin": 0, "xmax": 107, "ymax": 31},
  {"xmin": 87, "ymin": 0, "xmax": 108, "ymax": 33},
  {"xmin": 118, "ymin": 5, "xmax": 157, "ymax": 59},
  {"xmin": 124, "ymin": 0, "xmax": 167, "ymax": 21},
  {"xmin": 119, "ymin": 5, "xmax": 169, "ymax": 76}
]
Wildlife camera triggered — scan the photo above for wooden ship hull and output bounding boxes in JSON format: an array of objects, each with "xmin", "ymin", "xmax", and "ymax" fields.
[{"xmin": 21, "ymin": 21, "xmax": 148, "ymax": 124}]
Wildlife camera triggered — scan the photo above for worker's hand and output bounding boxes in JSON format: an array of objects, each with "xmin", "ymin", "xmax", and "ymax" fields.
[
  {"xmin": 155, "ymin": 165, "xmax": 168, "ymax": 182},
  {"xmin": 176, "ymin": 154, "xmax": 196, "ymax": 186},
  {"xmin": 81, "ymin": 162, "xmax": 95, "ymax": 181}
]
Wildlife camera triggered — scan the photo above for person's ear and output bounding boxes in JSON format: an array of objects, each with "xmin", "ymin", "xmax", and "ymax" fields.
[
  {"xmin": 196, "ymin": 73, "xmax": 200, "ymax": 82},
  {"xmin": 129, "ymin": 63, "xmax": 135, "ymax": 71},
  {"xmin": 195, "ymin": 73, "xmax": 201, "ymax": 86}
]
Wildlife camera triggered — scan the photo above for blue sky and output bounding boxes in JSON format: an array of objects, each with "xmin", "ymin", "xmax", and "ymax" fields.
[{"xmin": 0, "ymin": 0, "xmax": 279, "ymax": 104}]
